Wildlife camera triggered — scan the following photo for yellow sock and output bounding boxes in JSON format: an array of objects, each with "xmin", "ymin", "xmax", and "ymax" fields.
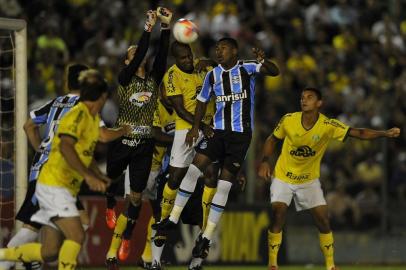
[
  {"xmin": 107, "ymin": 214, "xmax": 128, "ymax": 258},
  {"xmin": 268, "ymin": 230, "xmax": 282, "ymax": 267},
  {"xmin": 201, "ymin": 185, "xmax": 216, "ymax": 230},
  {"xmin": 58, "ymin": 240, "xmax": 81, "ymax": 270},
  {"xmin": 1, "ymin": 243, "xmax": 42, "ymax": 262},
  {"xmin": 141, "ymin": 216, "xmax": 154, "ymax": 263},
  {"xmin": 161, "ymin": 183, "xmax": 177, "ymax": 220},
  {"xmin": 319, "ymin": 232, "xmax": 335, "ymax": 270}
]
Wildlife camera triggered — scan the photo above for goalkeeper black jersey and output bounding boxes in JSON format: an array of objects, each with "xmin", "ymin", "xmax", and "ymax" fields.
[
  {"xmin": 113, "ymin": 29, "xmax": 170, "ymax": 139},
  {"xmin": 115, "ymin": 76, "xmax": 158, "ymax": 139}
]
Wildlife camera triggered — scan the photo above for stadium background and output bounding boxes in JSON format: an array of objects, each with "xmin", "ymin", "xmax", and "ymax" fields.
[{"xmin": 0, "ymin": 0, "xmax": 405, "ymax": 268}]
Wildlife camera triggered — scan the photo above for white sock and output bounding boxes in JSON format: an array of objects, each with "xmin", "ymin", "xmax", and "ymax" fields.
[
  {"xmin": 189, "ymin": 257, "xmax": 203, "ymax": 268},
  {"xmin": 202, "ymin": 180, "xmax": 232, "ymax": 240},
  {"xmin": 169, "ymin": 164, "xmax": 202, "ymax": 224},
  {"xmin": 7, "ymin": 227, "xmax": 39, "ymax": 247},
  {"xmin": 151, "ymin": 229, "xmax": 164, "ymax": 266},
  {"xmin": 0, "ymin": 228, "xmax": 39, "ymax": 270}
]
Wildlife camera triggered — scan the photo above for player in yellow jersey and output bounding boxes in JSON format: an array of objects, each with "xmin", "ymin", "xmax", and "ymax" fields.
[
  {"xmin": 0, "ymin": 70, "xmax": 111, "ymax": 270},
  {"xmin": 258, "ymin": 87, "xmax": 400, "ymax": 270},
  {"xmin": 150, "ymin": 41, "xmax": 218, "ymax": 270}
]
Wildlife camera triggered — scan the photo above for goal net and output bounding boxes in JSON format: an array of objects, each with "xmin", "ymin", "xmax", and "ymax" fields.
[{"xmin": 0, "ymin": 18, "xmax": 27, "ymax": 247}]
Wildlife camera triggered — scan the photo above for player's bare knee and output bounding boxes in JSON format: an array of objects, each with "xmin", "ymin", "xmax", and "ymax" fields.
[
  {"xmin": 79, "ymin": 210, "xmax": 90, "ymax": 228},
  {"xmin": 271, "ymin": 203, "xmax": 287, "ymax": 226},
  {"xmin": 316, "ymin": 217, "xmax": 331, "ymax": 233},
  {"xmin": 203, "ymin": 176, "xmax": 217, "ymax": 188},
  {"xmin": 129, "ymin": 191, "xmax": 142, "ymax": 206},
  {"xmin": 193, "ymin": 154, "xmax": 211, "ymax": 171},
  {"xmin": 67, "ymin": 230, "xmax": 85, "ymax": 244},
  {"xmin": 220, "ymin": 165, "xmax": 238, "ymax": 181},
  {"xmin": 41, "ymin": 247, "xmax": 59, "ymax": 262}
]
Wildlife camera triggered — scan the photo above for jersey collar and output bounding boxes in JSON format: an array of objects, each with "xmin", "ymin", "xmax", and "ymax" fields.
[
  {"xmin": 219, "ymin": 60, "xmax": 239, "ymax": 71},
  {"xmin": 300, "ymin": 112, "xmax": 320, "ymax": 131}
]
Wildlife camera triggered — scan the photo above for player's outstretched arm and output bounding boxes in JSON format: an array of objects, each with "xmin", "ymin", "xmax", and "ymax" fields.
[
  {"xmin": 169, "ymin": 95, "xmax": 211, "ymax": 133},
  {"xmin": 59, "ymin": 135, "xmax": 107, "ymax": 192},
  {"xmin": 151, "ymin": 7, "xmax": 172, "ymax": 85},
  {"xmin": 349, "ymin": 127, "xmax": 401, "ymax": 140},
  {"xmin": 258, "ymin": 135, "xmax": 280, "ymax": 180},
  {"xmin": 170, "ymin": 95, "xmax": 195, "ymax": 124},
  {"xmin": 185, "ymin": 100, "xmax": 209, "ymax": 147},
  {"xmin": 89, "ymin": 159, "xmax": 111, "ymax": 185},
  {"xmin": 118, "ymin": 10, "xmax": 157, "ymax": 86},
  {"xmin": 98, "ymin": 125, "xmax": 132, "ymax": 143},
  {"xmin": 23, "ymin": 118, "xmax": 42, "ymax": 151},
  {"xmin": 252, "ymin": 48, "xmax": 279, "ymax": 76}
]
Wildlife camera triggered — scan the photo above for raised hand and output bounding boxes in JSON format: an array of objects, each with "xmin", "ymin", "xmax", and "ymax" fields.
[
  {"xmin": 121, "ymin": 125, "xmax": 132, "ymax": 136},
  {"xmin": 185, "ymin": 127, "xmax": 199, "ymax": 147},
  {"xmin": 195, "ymin": 59, "xmax": 216, "ymax": 73},
  {"xmin": 385, "ymin": 127, "xmax": 400, "ymax": 138},
  {"xmin": 201, "ymin": 123, "xmax": 214, "ymax": 138},
  {"xmin": 157, "ymin": 7, "xmax": 173, "ymax": 27},
  {"xmin": 252, "ymin": 47, "xmax": 266, "ymax": 63},
  {"xmin": 84, "ymin": 171, "xmax": 108, "ymax": 193},
  {"xmin": 145, "ymin": 10, "xmax": 157, "ymax": 32}
]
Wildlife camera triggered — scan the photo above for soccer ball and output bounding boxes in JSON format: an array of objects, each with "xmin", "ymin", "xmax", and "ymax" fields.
[{"xmin": 173, "ymin": 19, "xmax": 198, "ymax": 44}]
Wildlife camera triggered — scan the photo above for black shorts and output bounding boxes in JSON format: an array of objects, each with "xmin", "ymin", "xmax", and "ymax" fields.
[
  {"xmin": 107, "ymin": 137, "xmax": 154, "ymax": 193},
  {"xmin": 16, "ymin": 181, "xmax": 85, "ymax": 229},
  {"xmin": 156, "ymin": 172, "xmax": 203, "ymax": 226},
  {"xmin": 16, "ymin": 181, "xmax": 42, "ymax": 229},
  {"xmin": 195, "ymin": 130, "xmax": 252, "ymax": 175}
]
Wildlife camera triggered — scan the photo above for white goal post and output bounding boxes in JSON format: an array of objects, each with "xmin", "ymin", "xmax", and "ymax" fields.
[{"xmin": 0, "ymin": 18, "xmax": 27, "ymax": 230}]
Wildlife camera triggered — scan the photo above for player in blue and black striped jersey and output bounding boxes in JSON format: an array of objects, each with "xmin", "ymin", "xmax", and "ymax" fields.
[
  {"xmin": 0, "ymin": 64, "xmax": 129, "ymax": 270},
  {"xmin": 154, "ymin": 37, "xmax": 279, "ymax": 266}
]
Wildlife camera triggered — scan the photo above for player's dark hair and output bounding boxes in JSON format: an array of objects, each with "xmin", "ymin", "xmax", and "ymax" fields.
[
  {"xmin": 67, "ymin": 64, "xmax": 89, "ymax": 90},
  {"xmin": 217, "ymin": 37, "xmax": 238, "ymax": 50},
  {"xmin": 79, "ymin": 69, "xmax": 108, "ymax": 101},
  {"xmin": 171, "ymin": 41, "xmax": 191, "ymax": 57},
  {"xmin": 303, "ymin": 87, "xmax": 322, "ymax": 100}
]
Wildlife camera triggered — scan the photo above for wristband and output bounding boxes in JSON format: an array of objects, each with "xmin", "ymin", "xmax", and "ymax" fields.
[
  {"xmin": 144, "ymin": 22, "xmax": 153, "ymax": 32},
  {"xmin": 262, "ymin": 156, "xmax": 270, "ymax": 163},
  {"xmin": 160, "ymin": 23, "xmax": 169, "ymax": 29}
]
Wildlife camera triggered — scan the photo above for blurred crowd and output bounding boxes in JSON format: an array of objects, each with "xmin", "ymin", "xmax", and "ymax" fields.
[{"xmin": 0, "ymin": 0, "xmax": 405, "ymax": 230}]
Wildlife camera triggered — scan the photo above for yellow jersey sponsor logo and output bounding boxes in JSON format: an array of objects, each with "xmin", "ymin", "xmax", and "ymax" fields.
[
  {"xmin": 286, "ymin": 172, "xmax": 310, "ymax": 181},
  {"xmin": 289, "ymin": 145, "xmax": 316, "ymax": 157}
]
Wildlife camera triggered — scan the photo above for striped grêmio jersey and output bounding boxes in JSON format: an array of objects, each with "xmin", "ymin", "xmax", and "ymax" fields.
[
  {"xmin": 197, "ymin": 60, "xmax": 262, "ymax": 133},
  {"xmin": 29, "ymin": 94, "xmax": 80, "ymax": 182}
]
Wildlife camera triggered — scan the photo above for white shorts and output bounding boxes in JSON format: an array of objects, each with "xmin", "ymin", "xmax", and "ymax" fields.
[
  {"xmin": 169, "ymin": 129, "xmax": 203, "ymax": 168},
  {"xmin": 31, "ymin": 183, "xmax": 79, "ymax": 229},
  {"xmin": 124, "ymin": 167, "xmax": 159, "ymax": 200},
  {"xmin": 270, "ymin": 178, "xmax": 326, "ymax": 211}
]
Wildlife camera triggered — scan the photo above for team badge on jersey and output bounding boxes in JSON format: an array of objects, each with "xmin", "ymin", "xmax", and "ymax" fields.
[
  {"xmin": 312, "ymin": 134, "xmax": 321, "ymax": 142},
  {"xmin": 231, "ymin": 75, "xmax": 240, "ymax": 84},
  {"xmin": 129, "ymin": 92, "xmax": 153, "ymax": 107},
  {"xmin": 199, "ymin": 139, "xmax": 208, "ymax": 149}
]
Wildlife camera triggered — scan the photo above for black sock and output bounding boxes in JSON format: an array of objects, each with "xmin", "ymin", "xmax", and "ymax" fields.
[
  {"xmin": 123, "ymin": 202, "xmax": 142, "ymax": 239},
  {"xmin": 106, "ymin": 182, "xmax": 119, "ymax": 209},
  {"xmin": 106, "ymin": 193, "xmax": 117, "ymax": 209}
]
